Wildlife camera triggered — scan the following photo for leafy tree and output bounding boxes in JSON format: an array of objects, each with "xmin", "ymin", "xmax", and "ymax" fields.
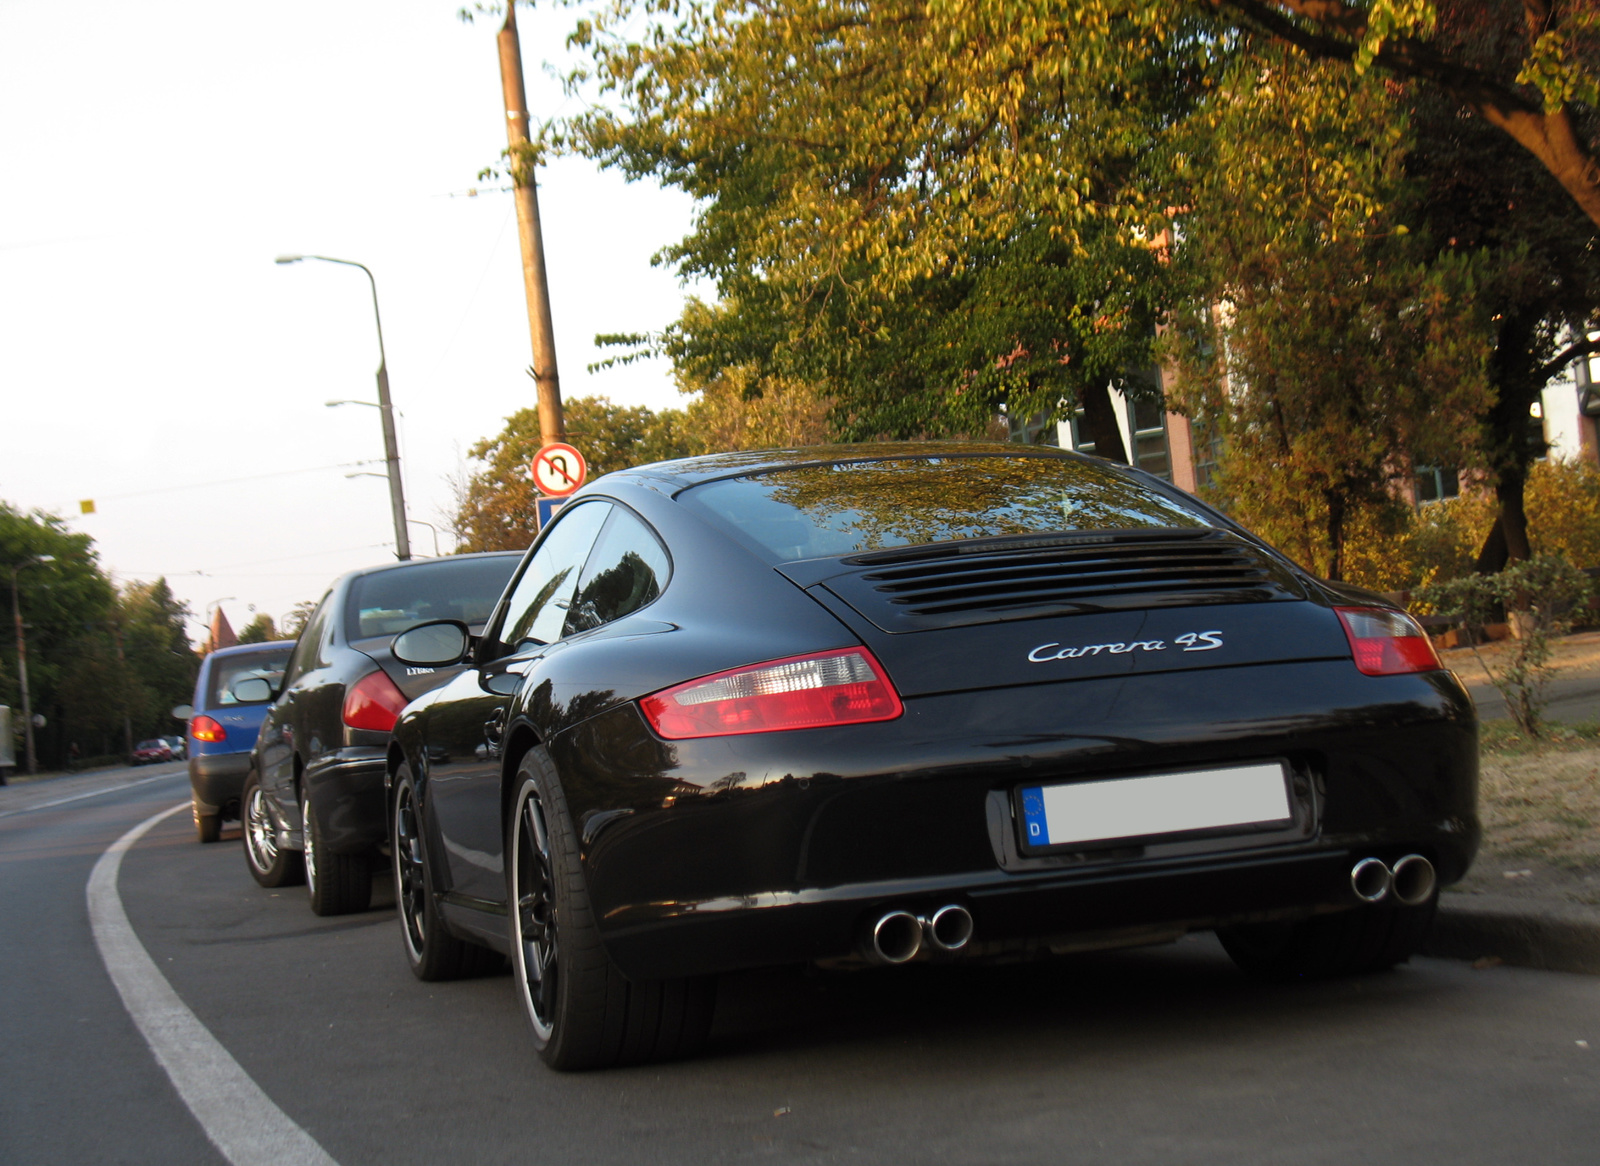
[
  {"xmin": 566, "ymin": 0, "xmax": 1210, "ymax": 446},
  {"xmin": 281, "ymin": 600, "xmax": 319, "ymax": 641},
  {"xmin": 561, "ymin": 0, "xmax": 1600, "ymax": 555},
  {"xmin": 1401, "ymin": 80, "xmax": 1600, "ymax": 568},
  {"xmin": 114, "ymin": 579, "xmax": 198, "ymax": 742},
  {"xmin": 2, "ymin": 503, "xmax": 117, "ymax": 766},
  {"xmin": 1162, "ymin": 56, "xmax": 1493, "ymax": 580},
  {"xmin": 236, "ymin": 613, "xmax": 281, "ymax": 644},
  {"xmin": 1203, "ymin": 1, "xmax": 1600, "ymax": 233}
]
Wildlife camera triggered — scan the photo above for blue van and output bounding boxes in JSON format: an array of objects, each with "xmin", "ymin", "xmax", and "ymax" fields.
[{"xmin": 175, "ymin": 641, "xmax": 295, "ymax": 843}]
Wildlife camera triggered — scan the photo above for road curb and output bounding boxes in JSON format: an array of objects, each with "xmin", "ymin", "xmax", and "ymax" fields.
[{"xmin": 1426, "ymin": 892, "xmax": 1600, "ymax": 974}]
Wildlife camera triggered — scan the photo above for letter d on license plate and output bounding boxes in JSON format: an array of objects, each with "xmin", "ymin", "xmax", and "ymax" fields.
[{"xmin": 1019, "ymin": 762, "xmax": 1292, "ymax": 850}]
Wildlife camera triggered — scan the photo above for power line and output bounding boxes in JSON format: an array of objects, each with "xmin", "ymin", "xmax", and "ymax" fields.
[{"xmin": 89, "ymin": 460, "xmax": 382, "ymax": 504}]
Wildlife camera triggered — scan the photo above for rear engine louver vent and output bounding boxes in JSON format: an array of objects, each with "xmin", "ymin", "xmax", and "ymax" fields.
[{"xmin": 818, "ymin": 530, "xmax": 1304, "ymax": 632}]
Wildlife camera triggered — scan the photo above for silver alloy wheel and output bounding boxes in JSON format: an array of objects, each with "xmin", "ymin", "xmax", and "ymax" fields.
[
  {"xmin": 510, "ymin": 783, "xmax": 557, "ymax": 1042},
  {"xmin": 394, "ymin": 781, "xmax": 427, "ymax": 961},
  {"xmin": 302, "ymin": 794, "xmax": 318, "ymax": 899},
  {"xmin": 244, "ymin": 784, "xmax": 279, "ymax": 872}
]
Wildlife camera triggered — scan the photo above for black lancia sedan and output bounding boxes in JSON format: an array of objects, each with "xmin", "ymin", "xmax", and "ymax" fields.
[
  {"xmin": 384, "ymin": 444, "xmax": 1478, "ymax": 1070},
  {"xmin": 239, "ymin": 551, "xmax": 520, "ymax": 914}
]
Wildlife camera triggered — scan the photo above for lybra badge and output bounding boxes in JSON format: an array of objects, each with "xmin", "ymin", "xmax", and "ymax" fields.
[{"xmin": 1027, "ymin": 630, "xmax": 1223, "ymax": 663}]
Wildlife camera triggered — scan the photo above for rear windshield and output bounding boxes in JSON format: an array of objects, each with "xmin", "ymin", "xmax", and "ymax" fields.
[
  {"xmin": 346, "ymin": 555, "xmax": 519, "ymax": 641},
  {"xmin": 679, "ymin": 455, "xmax": 1212, "ymax": 563},
  {"xmin": 206, "ymin": 646, "xmax": 293, "ymax": 708}
]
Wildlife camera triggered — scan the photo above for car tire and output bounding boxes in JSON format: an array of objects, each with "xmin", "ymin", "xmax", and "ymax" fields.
[
  {"xmin": 195, "ymin": 808, "xmax": 221, "ymax": 844},
  {"xmin": 242, "ymin": 771, "xmax": 304, "ymax": 888},
  {"xmin": 303, "ymin": 789, "xmax": 372, "ymax": 916},
  {"xmin": 508, "ymin": 746, "xmax": 715, "ymax": 1070},
  {"xmin": 392, "ymin": 764, "xmax": 500, "ymax": 981},
  {"xmin": 1217, "ymin": 896, "xmax": 1438, "ymax": 980}
]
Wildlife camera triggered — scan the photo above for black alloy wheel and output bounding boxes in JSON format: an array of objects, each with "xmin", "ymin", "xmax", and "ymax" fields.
[
  {"xmin": 242, "ymin": 771, "xmax": 303, "ymax": 888},
  {"xmin": 303, "ymin": 788, "xmax": 372, "ymax": 916},
  {"xmin": 391, "ymin": 764, "xmax": 498, "ymax": 980},
  {"xmin": 1217, "ymin": 896, "xmax": 1438, "ymax": 980},
  {"xmin": 507, "ymin": 747, "xmax": 715, "ymax": 1070}
]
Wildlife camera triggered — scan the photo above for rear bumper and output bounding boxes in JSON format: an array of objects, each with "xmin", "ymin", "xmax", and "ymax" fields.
[
  {"xmin": 548, "ymin": 659, "xmax": 1479, "ymax": 980},
  {"xmin": 187, "ymin": 752, "xmax": 253, "ymax": 814},
  {"xmin": 303, "ymin": 748, "xmax": 388, "ymax": 854},
  {"xmin": 599, "ymin": 845, "xmax": 1375, "ymax": 979}
]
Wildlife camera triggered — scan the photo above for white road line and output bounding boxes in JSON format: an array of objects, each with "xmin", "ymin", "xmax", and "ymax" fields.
[
  {"xmin": 87, "ymin": 801, "xmax": 340, "ymax": 1166},
  {"xmin": 0, "ymin": 770, "xmax": 180, "ymax": 820}
]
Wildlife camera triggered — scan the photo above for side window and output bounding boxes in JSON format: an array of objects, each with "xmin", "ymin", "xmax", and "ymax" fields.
[
  {"xmin": 564, "ymin": 509, "xmax": 671, "ymax": 635},
  {"xmin": 497, "ymin": 501, "xmax": 611, "ymax": 651},
  {"xmin": 284, "ymin": 595, "xmax": 332, "ymax": 686}
]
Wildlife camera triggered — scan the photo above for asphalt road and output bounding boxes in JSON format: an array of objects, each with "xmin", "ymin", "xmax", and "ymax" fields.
[{"xmin": 4, "ymin": 765, "xmax": 1599, "ymax": 1165}]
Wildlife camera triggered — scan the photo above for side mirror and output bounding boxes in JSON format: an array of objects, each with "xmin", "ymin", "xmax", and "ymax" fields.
[
  {"xmin": 171, "ymin": 705, "xmax": 194, "ymax": 721},
  {"xmin": 393, "ymin": 620, "xmax": 471, "ymax": 667},
  {"xmin": 232, "ymin": 677, "xmax": 275, "ymax": 703}
]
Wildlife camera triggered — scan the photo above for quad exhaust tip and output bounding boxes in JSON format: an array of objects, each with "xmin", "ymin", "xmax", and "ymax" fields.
[
  {"xmin": 1390, "ymin": 853, "xmax": 1437, "ymax": 906},
  {"xmin": 1349, "ymin": 855, "xmax": 1436, "ymax": 906},
  {"xmin": 1350, "ymin": 857, "xmax": 1393, "ymax": 903},
  {"xmin": 866, "ymin": 904, "xmax": 974, "ymax": 964},
  {"xmin": 870, "ymin": 910, "xmax": 924, "ymax": 964},
  {"xmin": 922, "ymin": 904, "xmax": 974, "ymax": 953}
]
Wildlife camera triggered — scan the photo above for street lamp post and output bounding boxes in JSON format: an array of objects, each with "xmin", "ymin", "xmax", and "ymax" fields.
[
  {"xmin": 10, "ymin": 555, "xmax": 54, "ymax": 776},
  {"xmin": 276, "ymin": 254, "xmax": 411, "ymax": 561}
]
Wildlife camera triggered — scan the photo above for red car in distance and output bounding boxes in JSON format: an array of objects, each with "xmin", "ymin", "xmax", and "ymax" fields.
[{"xmin": 131, "ymin": 739, "xmax": 173, "ymax": 766}]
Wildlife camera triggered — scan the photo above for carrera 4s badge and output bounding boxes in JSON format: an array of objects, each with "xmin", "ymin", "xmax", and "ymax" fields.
[{"xmin": 1027, "ymin": 630, "xmax": 1223, "ymax": 663}]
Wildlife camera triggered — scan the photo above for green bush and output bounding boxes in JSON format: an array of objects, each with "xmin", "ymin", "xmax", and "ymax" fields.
[{"xmin": 1416, "ymin": 555, "xmax": 1593, "ymax": 737}]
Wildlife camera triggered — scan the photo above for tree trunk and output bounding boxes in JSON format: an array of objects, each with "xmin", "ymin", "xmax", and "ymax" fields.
[
  {"xmin": 1078, "ymin": 380, "xmax": 1129, "ymax": 464},
  {"xmin": 1496, "ymin": 466, "xmax": 1533, "ymax": 562},
  {"xmin": 1474, "ymin": 514, "xmax": 1509, "ymax": 575},
  {"xmin": 1323, "ymin": 488, "xmax": 1347, "ymax": 582}
]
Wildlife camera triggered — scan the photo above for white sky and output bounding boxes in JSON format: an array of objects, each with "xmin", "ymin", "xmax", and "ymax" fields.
[{"xmin": 0, "ymin": 0, "xmax": 701, "ymax": 642}]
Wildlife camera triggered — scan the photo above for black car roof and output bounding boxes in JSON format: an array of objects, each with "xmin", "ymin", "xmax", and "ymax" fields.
[
  {"xmin": 598, "ymin": 442, "xmax": 1091, "ymax": 494},
  {"xmin": 204, "ymin": 640, "xmax": 296, "ymax": 660},
  {"xmin": 337, "ymin": 549, "xmax": 522, "ymax": 584}
]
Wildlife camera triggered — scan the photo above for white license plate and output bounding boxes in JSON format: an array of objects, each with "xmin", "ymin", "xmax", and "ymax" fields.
[{"xmin": 1019, "ymin": 762, "xmax": 1292, "ymax": 849}]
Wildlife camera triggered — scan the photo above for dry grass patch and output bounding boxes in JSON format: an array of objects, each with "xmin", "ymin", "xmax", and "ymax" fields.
[{"xmin": 1478, "ymin": 724, "xmax": 1600, "ymax": 870}]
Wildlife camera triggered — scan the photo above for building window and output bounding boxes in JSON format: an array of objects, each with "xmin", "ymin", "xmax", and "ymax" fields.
[
  {"xmin": 1007, "ymin": 410, "xmax": 1061, "ymax": 447},
  {"xmin": 1126, "ymin": 394, "xmax": 1170, "ymax": 480},
  {"xmin": 1415, "ymin": 466, "xmax": 1460, "ymax": 505}
]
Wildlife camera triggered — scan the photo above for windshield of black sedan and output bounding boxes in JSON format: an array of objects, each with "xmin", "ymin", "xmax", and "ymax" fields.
[{"xmin": 679, "ymin": 455, "xmax": 1214, "ymax": 562}]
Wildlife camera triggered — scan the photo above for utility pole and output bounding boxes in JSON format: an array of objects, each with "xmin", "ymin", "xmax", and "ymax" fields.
[
  {"xmin": 10, "ymin": 566, "xmax": 38, "ymax": 776},
  {"xmin": 498, "ymin": 2, "xmax": 565, "ymax": 447},
  {"xmin": 110, "ymin": 619, "xmax": 134, "ymax": 759}
]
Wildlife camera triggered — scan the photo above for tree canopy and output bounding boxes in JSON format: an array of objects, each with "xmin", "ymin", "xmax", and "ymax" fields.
[
  {"xmin": 547, "ymin": 0, "xmax": 1600, "ymax": 576},
  {"xmin": 2, "ymin": 502, "xmax": 197, "ymax": 766}
]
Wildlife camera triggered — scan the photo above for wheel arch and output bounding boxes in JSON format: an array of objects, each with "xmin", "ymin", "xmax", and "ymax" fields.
[{"xmin": 500, "ymin": 722, "xmax": 543, "ymax": 829}]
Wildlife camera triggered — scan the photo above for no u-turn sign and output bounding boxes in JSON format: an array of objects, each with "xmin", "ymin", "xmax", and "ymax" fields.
[{"xmin": 531, "ymin": 443, "xmax": 587, "ymax": 497}]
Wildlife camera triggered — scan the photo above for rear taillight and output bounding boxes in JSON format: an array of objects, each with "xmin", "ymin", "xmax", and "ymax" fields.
[
  {"xmin": 1335, "ymin": 607, "xmax": 1441, "ymax": 676},
  {"xmin": 343, "ymin": 670, "xmax": 410, "ymax": 733},
  {"xmin": 640, "ymin": 648, "xmax": 904, "ymax": 740},
  {"xmin": 190, "ymin": 715, "xmax": 226, "ymax": 743}
]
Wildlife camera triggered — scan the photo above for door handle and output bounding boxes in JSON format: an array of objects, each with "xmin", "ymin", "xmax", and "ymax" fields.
[{"xmin": 484, "ymin": 707, "xmax": 507, "ymax": 743}]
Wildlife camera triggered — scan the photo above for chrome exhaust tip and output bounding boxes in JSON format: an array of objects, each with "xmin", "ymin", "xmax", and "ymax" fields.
[
  {"xmin": 921, "ymin": 904, "xmax": 974, "ymax": 953},
  {"xmin": 1390, "ymin": 854, "xmax": 1437, "ymax": 906},
  {"xmin": 1350, "ymin": 857, "xmax": 1392, "ymax": 903},
  {"xmin": 869, "ymin": 909, "xmax": 924, "ymax": 964}
]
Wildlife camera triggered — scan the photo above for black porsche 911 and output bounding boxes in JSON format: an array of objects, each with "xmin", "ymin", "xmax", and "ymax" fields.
[{"xmin": 385, "ymin": 444, "xmax": 1477, "ymax": 1070}]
